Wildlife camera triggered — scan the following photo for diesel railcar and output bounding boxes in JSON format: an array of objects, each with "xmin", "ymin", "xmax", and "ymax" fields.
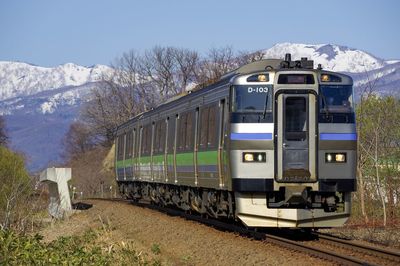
[{"xmin": 115, "ymin": 54, "xmax": 357, "ymax": 228}]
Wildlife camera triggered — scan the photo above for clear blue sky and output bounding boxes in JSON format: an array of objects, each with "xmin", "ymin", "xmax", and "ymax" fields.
[{"xmin": 0, "ymin": 0, "xmax": 399, "ymax": 67}]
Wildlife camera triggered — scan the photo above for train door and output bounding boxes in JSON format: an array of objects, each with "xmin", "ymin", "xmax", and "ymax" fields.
[
  {"xmin": 122, "ymin": 133, "xmax": 127, "ymax": 180},
  {"xmin": 163, "ymin": 118, "xmax": 169, "ymax": 183},
  {"xmin": 194, "ymin": 107, "xmax": 199, "ymax": 186},
  {"xmin": 138, "ymin": 126, "xmax": 142, "ymax": 180},
  {"xmin": 133, "ymin": 128, "xmax": 137, "ymax": 179},
  {"xmin": 165, "ymin": 116, "xmax": 176, "ymax": 183},
  {"xmin": 275, "ymin": 92, "xmax": 317, "ymax": 183},
  {"xmin": 218, "ymin": 98, "xmax": 226, "ymax": 187}
]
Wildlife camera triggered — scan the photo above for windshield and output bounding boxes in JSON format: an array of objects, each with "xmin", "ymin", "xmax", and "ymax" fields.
[
  {"xmin": 319, "ymin": 85, "xmax": 354, "ymax": 113},
  {"xmin": 232, "ymin": 85, "xmax": 273, "ymax": 112}
]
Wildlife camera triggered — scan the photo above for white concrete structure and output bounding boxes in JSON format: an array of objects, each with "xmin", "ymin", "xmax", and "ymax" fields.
[{"xmin": 40, "ymin": 168, "xmax": 72, "ymax": 219}]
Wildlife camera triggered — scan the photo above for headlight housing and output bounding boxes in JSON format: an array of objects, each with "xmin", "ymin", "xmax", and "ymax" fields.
[
  {"xmin": 325, "ymin": 153, "xmax": 346, "ymax": 163},
  {"xmin": 243, "ymin": 152, "xmax": 266, "ymax": 163}
]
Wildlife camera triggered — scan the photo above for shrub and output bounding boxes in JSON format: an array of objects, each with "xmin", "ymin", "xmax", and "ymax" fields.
[
  {"xmin": 0, "ymin": 229, "xmax": 110, "ymax": 265},
  {"xmin": 0, "ymin": 228, "xmax": 162, "ymax": 265},
  {"xmin": 0, "ymin": 147, "xmax": 32, "ymax": 231}
]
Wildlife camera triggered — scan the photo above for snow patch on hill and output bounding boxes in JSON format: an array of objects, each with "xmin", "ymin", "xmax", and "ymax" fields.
[
  {"xmin": 263, "ymin": 43, "xmax": 386, "ymax": 73},
  {"xmin": 0, "ymin": 61, "xmax": 112, "ymax": 101}
]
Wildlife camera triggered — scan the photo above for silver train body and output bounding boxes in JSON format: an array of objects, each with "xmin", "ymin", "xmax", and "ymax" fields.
[{"xmin": 115, "ymin": 55, "xmax": 357, "ymax": 228}]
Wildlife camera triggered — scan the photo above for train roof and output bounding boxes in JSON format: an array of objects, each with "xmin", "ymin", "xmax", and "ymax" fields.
[
  {"xmin": 220, "ymin": 59, "xmax": 284, "ymax": 80},
  {"xmin": 116, "ymin": 73, "xmax": 233, "ymax": 132}
]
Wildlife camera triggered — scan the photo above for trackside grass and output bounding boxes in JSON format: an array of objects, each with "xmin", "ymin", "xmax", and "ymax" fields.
[{"xmin": 0, "ymin": 228, "xmax": 161, "ymax": 265}]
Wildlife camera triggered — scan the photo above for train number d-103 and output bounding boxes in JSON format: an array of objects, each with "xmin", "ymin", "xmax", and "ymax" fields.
[{"xmin": 247, "ymin": 87, "xmax": 269, "ymax": 93}]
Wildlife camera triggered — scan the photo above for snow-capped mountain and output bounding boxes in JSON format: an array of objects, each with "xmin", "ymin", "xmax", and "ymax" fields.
[
  {"xmin": 0, "ymin": 43, "xmax": 399, "ymax": 172},
  {"xmin": 263, "ymin": 43, "xmax": 400, "ymax": 97},
  {"xmin": 350, "ymin": 61, "xmax": 400, "ymax": 97},
  {"xmin": 263, "ymin": 43, "xmax": 388, "ymax": 73},
  {"xmin": 0, "ymin": 62, "xmax": 111, "ymax": 171},
  {"xmin": 0, "ymin": 61, "xmax": 112, "ymax": 101},
  {"xmin": 0, "ymin": 82, "xmax": 101, "ymax": 116}
]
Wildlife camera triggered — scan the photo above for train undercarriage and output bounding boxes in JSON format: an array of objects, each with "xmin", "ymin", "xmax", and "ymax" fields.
[
  {"xmin": 118, "ymin": 181, "xmax": 235, "ymax": 219},
  {"xmin": 117, "ymin": 181, "xmax": 350, "ymax": 228}
]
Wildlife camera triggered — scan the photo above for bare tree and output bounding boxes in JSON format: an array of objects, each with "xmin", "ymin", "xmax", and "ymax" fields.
[
  {"xmin": 80, "ymin": 51, "xmax": 147, "ymax": 145},
  {"xmin": 138, "ymin": 46, "xmax": 200, "ymax": 97},
  {"xmin": 355, "ymin": 68, "xmax": 383, "ymax": 224},
  {"xmin": 357, "ymin": 96, "xmax": 400, "ymax": 226},
  {"xmin": 109, "ymin": 50, "xmax": 152, "ymax": 113},
  {"xmin": 206, "ymin": 46, "xmax": 236, "ymax": 79},
  {"xmin": 194, "ymin": 46, "xmax": 239, "ymax": 88},
  {"xmin": 139, "ymin": 46, "xmax": 177, "ymax": 98},
  {"xmin": 236, "ymin": 50, "xmax": 266, "ymax": 65},
  {"xmin": 79, "ymin": 47, "xmax": 202, "ymax": 146},
  {"xmin": 194, "ymin": 47, "xmax": 265, "ymax": 89},
  {"xmin": 62, "ymin": 121, "xmax": 97, "ymax": 160},
  {"xmin": 173, "ymin": 48, "xmax": 200, "ymax": 93}
]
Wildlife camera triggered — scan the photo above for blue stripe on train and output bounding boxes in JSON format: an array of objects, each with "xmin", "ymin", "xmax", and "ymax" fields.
[
  {"xmin": 320, "ymin": 133, "xmax": 357, "ymax": 141},
  {"xmin": 230, "ymin": 133, "xmax": 273, "ymax": 140}
]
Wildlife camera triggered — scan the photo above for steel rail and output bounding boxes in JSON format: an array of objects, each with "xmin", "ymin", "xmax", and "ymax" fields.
[{"xmin": 314, "ymin": 232, "xmax": 400, "ymax": 264}]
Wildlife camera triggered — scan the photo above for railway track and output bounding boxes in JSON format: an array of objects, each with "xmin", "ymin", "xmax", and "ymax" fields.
[
  {"xmin": 308, "ymin": 232, "xmax": 400, "ymax": 265},
  {"xmin": 85, "ymin": 198, "xmax": 400, "ymax": 265}
]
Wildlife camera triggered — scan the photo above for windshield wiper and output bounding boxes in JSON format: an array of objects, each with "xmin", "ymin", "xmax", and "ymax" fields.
[
  {"xmin": 262, "ymin": 90, "xmax": 269, "ymax": 119},
  {"xmin": 320, "ymin": 92, "xmax": 331, "ymax": 119}
]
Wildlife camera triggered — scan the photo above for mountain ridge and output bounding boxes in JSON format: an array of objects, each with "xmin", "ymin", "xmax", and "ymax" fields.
[
  {"xmin": 0, "ymin": 61, "xmax": 112, "ymax": 102},
  {"xmin": 263, "ymin": 42, "xmax": 388, "ymax": 73}
]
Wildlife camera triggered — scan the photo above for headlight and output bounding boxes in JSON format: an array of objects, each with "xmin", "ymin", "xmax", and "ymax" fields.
[
  {"xmin": 243, "ymin": 152, "xmax": 266, "ymax": 163},
  {"xmin": 244, "ymin": 153, "xmax": 254, "ymax": 162},
  {"xmin": 325, "ymin": 153, "xmax": 346, "ymax": 163},
  {"xmin": 335, "ymin": 154, "xmax": 346, "ymax": 162}
]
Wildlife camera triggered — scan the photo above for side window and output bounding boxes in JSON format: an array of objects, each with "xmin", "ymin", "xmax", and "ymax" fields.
[
  {"xmin": 117, "ymin": 135, "xmax": 125, "ymax": 160},
  {"xmin": 177, "ymin": 112, "xmax": 195, "ymax": 152},
  {"xmin": 185, "ymin": 112, "xmax": 193, "ymax": 150},
  {"xmin": 154, "ymin": 122, "xmax": 160, "ymax": 154},
  {"xmin": 141, "ymin": 126, "xmax": 146, "ymax": 155},
  {"xmin": 116, "ymin": 136, "xmax": 120, "ymax": 160},
  {"xmin": 178, "ymin": 113, "xmax": 187, "ymax": 151},
  {"xmin": 147, "ymin": 124, "xmax": 152, "ymax": 155},
  {"xmin": 132, "ymin": 128, "xmax": 136, "ymax": 158},
  {"xmin": 122, "ymin": 134, "xmax": 126, "ymax": 160},
  {"xmin": 208, "ymin": 105, "xmax": 218, "ymax": 148},
  {"xmin": 167, "ymin": 117, "xmax": 176, "ymax": 153},
  {"xmin": 153, "ymin": 120, "xmax": 166, "ymax": 154},
  {"xmin": 160, "ymin": 120, "xmax": 166, "ymax": 153},
  {"xmin": 199, "ymin": 107, "xmax": 209, "ymax": 149},
  {"xmin": 124, "ymin": 132, "xmax": 129, "ymax": 159},
  {"xmin": 135, "ymin": 126, "xmax": 143, "ymax": 157},
  {"xmin": 125, "ymin": 131, "xmax": 133, "ymax": 159},
  {"xmin": 141, "ymin": 124, "xmax": 152, "ymax": 156}
]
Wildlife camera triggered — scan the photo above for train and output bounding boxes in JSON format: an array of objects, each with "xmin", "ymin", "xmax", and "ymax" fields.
[{"xmin": 114, "ymin": 53, "xmax": 357, "ymax": 228}]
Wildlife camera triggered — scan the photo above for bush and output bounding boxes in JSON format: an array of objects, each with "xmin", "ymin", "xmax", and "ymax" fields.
[
  {"xmin": 0, "ymin": 146, "xmax": 32, "ymax": 231},
  {"xmin": 0, "ymin": 228, "xmax": 162, "ymax": 265},
  {"xmin": 0, "ymin": 229, "xmax": 110, "ymax": 265}
]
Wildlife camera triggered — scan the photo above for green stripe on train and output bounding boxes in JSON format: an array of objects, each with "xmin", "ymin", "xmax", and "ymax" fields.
[
  {"xmin": 197, "ymin": 150, "xmax": 218, "ymax": 165},
  {"xmin": 116, "ymin": 150, "xmax": 218, "ymax": 168},
  {"xmin": 176, "ymin": 152, "xmax": 193, "ymax": 165}
]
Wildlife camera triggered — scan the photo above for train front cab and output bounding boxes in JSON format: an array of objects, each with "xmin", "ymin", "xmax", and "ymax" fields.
[{"xmin": 233, "ymin": 70, "xmax": 356, "ymax": 228}]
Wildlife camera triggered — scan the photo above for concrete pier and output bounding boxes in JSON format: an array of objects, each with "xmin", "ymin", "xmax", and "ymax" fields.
[{"xmin": 40, "ymin": 168, "xmax": 72, "ymax": 219}]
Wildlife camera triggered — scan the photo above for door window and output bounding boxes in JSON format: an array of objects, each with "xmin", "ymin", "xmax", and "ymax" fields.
[{"xmin": 285, "ymin": 97, "xmax": 307, "ymax": 141}]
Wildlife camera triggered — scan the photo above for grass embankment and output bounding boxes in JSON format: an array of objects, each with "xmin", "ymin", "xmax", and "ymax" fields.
[{"xmin": 0, "ymin": 228, "xmax": 161, "ymax": 265}]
